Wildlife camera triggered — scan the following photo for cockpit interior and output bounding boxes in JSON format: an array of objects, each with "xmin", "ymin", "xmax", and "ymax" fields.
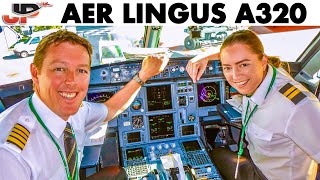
[{"xmin": 0, "ymin": 26, "xmax": 319, "ymax": 179}]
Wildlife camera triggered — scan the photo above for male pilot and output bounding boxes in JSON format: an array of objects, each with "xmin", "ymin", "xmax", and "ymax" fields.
[{"xmin": 0, "ymin": 30, "xmax": 169, "ymax": 179}]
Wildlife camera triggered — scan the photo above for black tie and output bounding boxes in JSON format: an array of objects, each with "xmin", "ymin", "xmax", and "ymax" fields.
[{"xmin": 64, "ymin": 122, "xmax": 77, "ymax": 179}]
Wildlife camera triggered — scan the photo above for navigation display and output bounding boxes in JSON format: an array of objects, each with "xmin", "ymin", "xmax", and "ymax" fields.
[
  {"xmin": 182, "ymin": 140, "xmax": 201, "ymax": 152},
  {"xmin": 149, "ymin": 114, "xmax": 174, "ymax": 140},
  {"xmin": 146, "ymin": 85, "xmax": 172, "ymax": 111},
  {"xmin": 87, "ymin": 91, "xmax": 115, "ymax": 103},
  {"xmin": 197, "ymin": 82, "xmax": 221, "ymax": 107}
]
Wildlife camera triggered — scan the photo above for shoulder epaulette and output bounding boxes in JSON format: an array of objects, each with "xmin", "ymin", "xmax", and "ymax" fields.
[
  {"xmin": 279, "ymin": 83, "xmax": 306, "ymax": 105},
  {"xmin": 6, "ymin": 123, "xmax": 30, "ymax": 150}
]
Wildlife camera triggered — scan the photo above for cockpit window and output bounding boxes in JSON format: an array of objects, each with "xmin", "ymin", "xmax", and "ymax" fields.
[
  {"xmin": 84, "ymin": 26, "xmax": 238, "ymax": 67},
  {"xmin": 1, "ymin": 26, "xmax": 319, "ymax": 86}
]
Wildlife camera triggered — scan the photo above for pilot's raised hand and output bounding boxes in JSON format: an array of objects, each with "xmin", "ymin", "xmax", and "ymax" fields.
[
  {"xmin": 186, "ymin": 50, "xmax": 220, "ymax": 83},
  {"xmin": 139, "ymin": 54, "xmax": 170, "ymax": 82}
]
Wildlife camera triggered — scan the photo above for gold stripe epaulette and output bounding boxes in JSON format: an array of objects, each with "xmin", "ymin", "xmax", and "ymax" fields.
[
  {"xmin": 279, "ymin": 83, "xmax": 306, "ymax": 105},
  {"xmin": 6, "ymin": 123, "xmax": 30, "ymax": 150}
]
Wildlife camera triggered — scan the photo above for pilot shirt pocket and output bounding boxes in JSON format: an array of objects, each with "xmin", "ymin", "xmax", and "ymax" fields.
[{"xmin": 247, "ymin": 123, "xmax": 273, "ymax": 156}]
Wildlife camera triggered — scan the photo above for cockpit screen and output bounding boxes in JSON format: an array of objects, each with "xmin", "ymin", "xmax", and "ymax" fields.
[
  {"xmin": 87, "ymin": 91, "xmax": 115, "ymax": 103},
  {"xmin": 149, "ymin": 114, "xmax": 174, "ymax": 140},
  {"xmin": 146, "ymin": 85, "xmax": 172, "ymax": 111},
  {"xmin": 182, "ymin": 140, "xmax": 201, "ymax": 152},
  {"xmin": 197, "ymin": 82, "xmax": 220, "ymax": 107},
  {"xmin": 126, "ymin": 148, "xmax": 144, "ymax": 160},
  {"xmin": 182, "ymin": 125, "xmax": 195, "ymax": 136},
  {"xmin": 127, "ymin": 131, "xmax": 141, "ymax": 143}
]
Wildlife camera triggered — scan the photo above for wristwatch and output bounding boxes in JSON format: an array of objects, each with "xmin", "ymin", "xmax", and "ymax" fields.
[{"xmin": 133, "ymin": 72, "xmax": 146, "ymax": 86}]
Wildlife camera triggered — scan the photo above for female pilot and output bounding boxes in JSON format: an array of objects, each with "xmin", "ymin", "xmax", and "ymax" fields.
[{"xmin": 186, "ymin": 30, "xmax": 320, "ymax": 179}]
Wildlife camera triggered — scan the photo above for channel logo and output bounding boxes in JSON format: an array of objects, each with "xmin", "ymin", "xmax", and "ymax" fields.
[{"xmin": 2, "ymin": 2, "xmax": 53, "ymax": 25}]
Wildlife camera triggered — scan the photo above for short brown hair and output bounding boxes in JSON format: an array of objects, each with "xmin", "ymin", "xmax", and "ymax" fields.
[{"xmin": 33, "ymin": 29, "xmax": 93, "ymax": 71}]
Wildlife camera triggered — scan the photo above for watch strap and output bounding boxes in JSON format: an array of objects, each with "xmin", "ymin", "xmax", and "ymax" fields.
[{"xmin": 133, "ymin": 73, "xmax": 145, "ymax": 86}]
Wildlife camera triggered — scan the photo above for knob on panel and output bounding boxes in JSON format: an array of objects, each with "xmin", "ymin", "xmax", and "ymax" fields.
[
  {"xmin": 179, "ymin": 66, "xmax": 185, "ymax": 73},
  {"xmin": 114, "ymin": 73, "xmax": 120, "ymax": 78}
]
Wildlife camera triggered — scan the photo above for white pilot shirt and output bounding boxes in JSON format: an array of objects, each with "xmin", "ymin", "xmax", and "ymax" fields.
[
  {"xmin": 243, "ymin": 65, "xmax": 320, "ymax": 180},
  {"xmin": 0, "ymin": 93, "xmax": 108, "ymax": 180}
]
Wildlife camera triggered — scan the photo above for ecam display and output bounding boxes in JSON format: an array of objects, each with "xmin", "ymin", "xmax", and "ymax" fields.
[
  {"xmin": 149, "ymin": 114, "xmax": 174, "ymax": 141},
  {"xmin": 146, "ymin": 85, "xmax": 172, "ymax": 111}
]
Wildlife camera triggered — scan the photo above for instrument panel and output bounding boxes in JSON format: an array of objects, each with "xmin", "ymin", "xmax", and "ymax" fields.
[{"xmin": 88, "ymin": 58, "xmax": 226, "ymax": 179}]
